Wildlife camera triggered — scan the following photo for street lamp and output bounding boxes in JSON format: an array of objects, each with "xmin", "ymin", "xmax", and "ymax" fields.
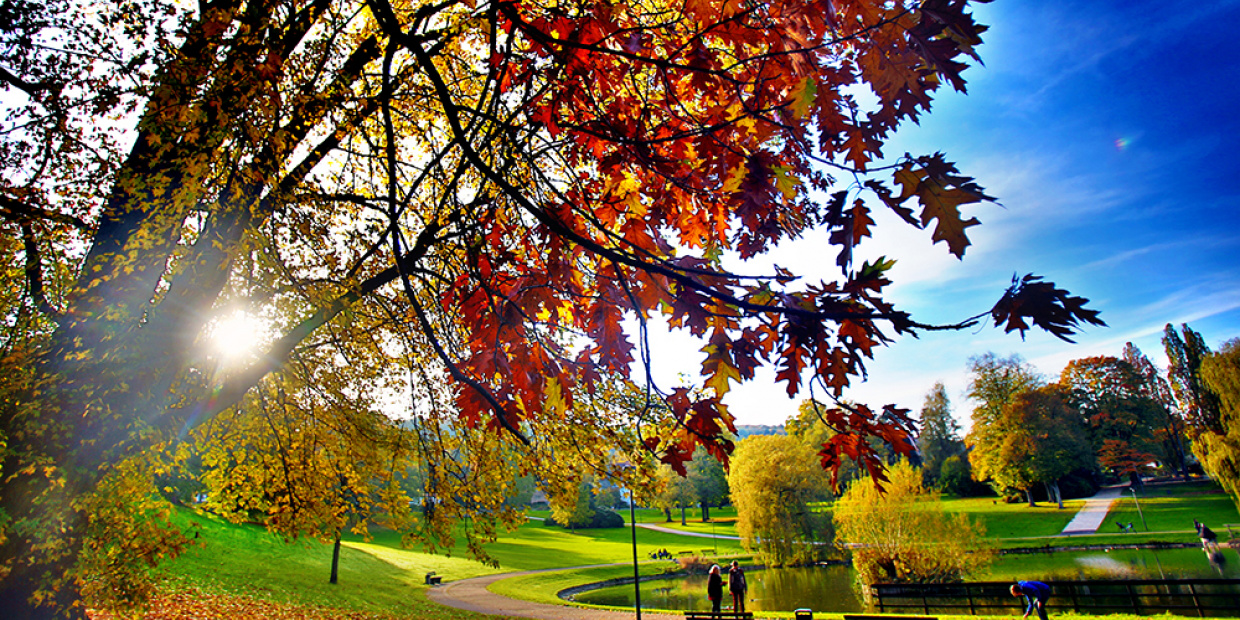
[
  {"xmin": 1129, "ymin": 487, "xmax": 1148, "ymax": 532},
  {"xmin": 629, "ymin": 483, "xmax": 642, "ymax": 620}
]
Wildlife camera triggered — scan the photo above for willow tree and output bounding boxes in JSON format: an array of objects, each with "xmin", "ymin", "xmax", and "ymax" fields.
[
  {"xmin": 1199, "ymin": 340, "xmax": 1240, "ymax": 511},
  {"xmin": 0, "ymin": 0, "xmax": 1101, "ymax": 615}
]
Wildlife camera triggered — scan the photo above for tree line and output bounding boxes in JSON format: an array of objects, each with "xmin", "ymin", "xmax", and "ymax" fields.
[{"xmin": 918, "ymin": 324, "xmax": 1239, "ymax": 511}]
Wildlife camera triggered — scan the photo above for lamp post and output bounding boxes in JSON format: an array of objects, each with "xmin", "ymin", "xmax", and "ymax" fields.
[
  {"xmin": 629, "ymin": 484, "xmax": 642, "ymax": 620},
  {"xmin": 1130, "ymin": 487, "xmax": 1148, "ymax": 532}
]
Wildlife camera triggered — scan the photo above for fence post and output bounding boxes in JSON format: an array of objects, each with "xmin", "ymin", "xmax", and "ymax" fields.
[
  {"xmin": 1127, "ymin": 582, "xmax": 1140, "ymax": 614},
  {"xmin": 1188, "ymin": 582, "xmax": 1202, "ymax": 618},
  {"xmin": 967, "ymin": 583, "xmax": 975, "ymax": 615}
]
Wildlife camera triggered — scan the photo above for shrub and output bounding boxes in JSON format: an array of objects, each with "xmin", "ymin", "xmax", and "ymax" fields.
[{"xmin": 835, "ymin": 461, "xmax": 995, "ymax": 589}]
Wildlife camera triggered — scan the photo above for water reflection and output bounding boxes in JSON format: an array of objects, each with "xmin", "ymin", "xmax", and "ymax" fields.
[
  {"xmin": 570, "ymin": 565, "xmax": 864, "ymax": 613},
  {"xmin": 989, "ymin": 545, "xmax": 1240, "ymax": 581}
]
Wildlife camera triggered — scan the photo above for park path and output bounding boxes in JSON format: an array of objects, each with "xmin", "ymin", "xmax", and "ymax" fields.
[
  {"xmin": 635, "ymin": 522, "xmax": 741, "ymax": 540},
  {"xmin": 1059, "ymin": 485, "xmax": 1125, "ymax": 536},
  {"xmin": 430, "ymin": 521, "xmax": 742, "ymax": 619},
  {"xmin": 426, "ymin": 565, "xmax": 681, "ymax": 620}
]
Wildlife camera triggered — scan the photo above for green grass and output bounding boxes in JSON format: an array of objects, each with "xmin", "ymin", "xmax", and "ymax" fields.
[
  {"xmin": 1105, "ymin": 480, "xmax": 1240, "ymax": 538},
  {"xmin": 162, "ymin": 509, "xmax": 496, "ymax": 619},
  {"xmin": 941, "ymin": 496, "xmax": 1088, "ymax": 541},
  {"xmin": 154, "ymin": 480, "xmax": 1240, "ymax": 619}
]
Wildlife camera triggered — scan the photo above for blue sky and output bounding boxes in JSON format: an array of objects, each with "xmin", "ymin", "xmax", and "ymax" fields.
[{"xmin": 645, "ymin": 0, "xmax": 1240, "ymax": 430}]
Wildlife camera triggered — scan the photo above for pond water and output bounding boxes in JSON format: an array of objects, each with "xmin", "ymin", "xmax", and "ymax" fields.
[
  {"xmin": 569, "ymin": 564, "xmax": 864, "ymax": 613},
  {"xmin": 567, "ymin": 546, "xmax": 1240, "ymax": 613}
]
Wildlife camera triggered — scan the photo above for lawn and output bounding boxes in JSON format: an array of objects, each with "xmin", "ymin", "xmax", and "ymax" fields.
[
  {"xmin": 940, "ymin": 496, "xmax": 1088, "ymax": 540},
  {"xmin": 146, "ymin": 479, "xmax": 1240, "ymax": 619},
  {"xmin": 159, "ymin": 509, "xmax": 495, "ymax": 619},
  {"xmin": 1105, "ymin": 480, "xmax": 1240, "ymax": 538}
]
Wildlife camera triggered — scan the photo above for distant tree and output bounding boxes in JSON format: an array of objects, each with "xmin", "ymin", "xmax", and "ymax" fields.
[
  {"xmin": 1060, "ymin": 356, "xmax": 1164, "ymax": 486},
  {"xmin": 1164, "ymin": 324, "xmax": 1224, "ymax": 433},
  {"xmin": 964, "ymin": 353, "xmax": 1044, "ymax": 494},
  {"xmin": 1199, "ymin": 339, "xmax": 1240, "ymax": 512},
  {"xmin": 656, "ymin": 464, "xmax": 699, "ymax": 525},
  {"xmin": 688, "ymin": 448, "xmax": 730, "ymax": 522},
  {"xmin": 971, "ymin": 386, "xmax": 1091, "ymax": 507},
  {"xmin": 835, "ymin": 461, "xmax": 993, "ymax": 593},
  {"xmin": 1122, "ymin": 342, "xmax": 1189, "ymax": 479},
  {"xmin": 728, "ymin": 434, "xmax": 833, "ymax": 566},
  {"xmin": 937, "ymin": 454, "xmax": 987, "ymax": 497},
  {"xmin": 917, "ymin": 382, "xmax": 966, "ymax": 488}
]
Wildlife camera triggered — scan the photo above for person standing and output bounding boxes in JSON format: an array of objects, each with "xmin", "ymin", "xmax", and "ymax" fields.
[
  {"xmin": 707, "ymin": 564, "xmax": 724, "ymax": 616},
  {"xmin": 1011, "ymin": 580, "xmax": 1051, "ymax": 620},
  {"xmin": 728, "ymin": 560, "xmax": 748, "ymax": 614}
]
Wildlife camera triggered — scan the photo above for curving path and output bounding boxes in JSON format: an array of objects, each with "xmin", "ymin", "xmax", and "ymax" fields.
[
  {"xmin": 426, "ymin": 565, "xmax": 680, "ymax": 620},
  {"xmin": 430, "ymin": 522, "xmax": 741, "ymax": 619}
]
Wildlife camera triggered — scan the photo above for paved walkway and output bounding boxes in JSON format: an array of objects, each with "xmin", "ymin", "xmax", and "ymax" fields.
[
  {"xmin": 1060, "ymin": 486, "xmax": 1125, "ymax": 536},
  {"xmin": 635, "ymin": 522, "xmax": 741, "ymax": 540},
  {"xmin": 426, "ymin": 565, "xmax": 680, "ymax": 620}
]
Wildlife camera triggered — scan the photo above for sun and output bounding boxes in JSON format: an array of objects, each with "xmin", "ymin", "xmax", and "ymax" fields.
[{"xmin": 209, "ymin": 310, "xmax": 266, "ymax": 364}]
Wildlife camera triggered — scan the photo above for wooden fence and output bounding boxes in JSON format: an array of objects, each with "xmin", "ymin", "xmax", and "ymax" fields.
[{"xmin": 873, "ymin": 579, "xmax": 1240, "ymax": 617}]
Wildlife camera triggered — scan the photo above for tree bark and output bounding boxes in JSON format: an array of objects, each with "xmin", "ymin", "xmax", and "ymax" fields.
[{"xmin": 330, "ymin": 531, "xmax": 342, "ymax": 584}]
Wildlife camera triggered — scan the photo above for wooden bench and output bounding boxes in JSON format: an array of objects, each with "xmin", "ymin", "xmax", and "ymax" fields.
[
  {"xmin": 684, "ymin": 612, "xmax": 753, "ymax": 620},
  {"xmin": 424, "ymin": 571, "xmax": 442, "ymax": 585},
  {"xmin": 844, "ymin": 615, "xmax": 936, "ymax": 620}
]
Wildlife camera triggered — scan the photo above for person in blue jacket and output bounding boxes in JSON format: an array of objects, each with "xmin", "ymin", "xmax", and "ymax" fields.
[{"xmin": 1011, "ymin": 581, "xmax": 1051, "ymax": 620}]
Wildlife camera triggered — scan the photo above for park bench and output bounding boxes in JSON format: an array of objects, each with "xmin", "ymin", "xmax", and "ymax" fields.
[
  {"xmin": 424, "ymin": 571, "xmax": 442, "ymax": 585},
  {"xmin": 683, "ymin": 611, "xmax": 753, "ymax": 620}
]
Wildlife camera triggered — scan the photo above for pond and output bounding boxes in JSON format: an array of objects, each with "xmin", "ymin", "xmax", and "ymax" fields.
[
  {"xmin": 569, "ymin": 564, "xmax": 864, "ymax": 613},
  {"xmin": 566, "ymin": 546, "xmax": 1240, "ymax": 613}
]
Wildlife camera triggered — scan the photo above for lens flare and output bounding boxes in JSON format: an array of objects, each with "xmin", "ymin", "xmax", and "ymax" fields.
[{"xmin": 1114, "ymin": 137, "xmax": 1132, "ymax": 151}]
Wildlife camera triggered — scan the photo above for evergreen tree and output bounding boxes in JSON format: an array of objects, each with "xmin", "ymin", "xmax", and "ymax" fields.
[
  {"xmin": 1122, "ymin": 342, "xmax": 1189, "ymax": 479},
  {"xmin": 1164, "ymin": 323, "xmax": 1224, "ymax": 433},
  {"xmin": 917, "ymin": 382, "xmax": 966, "ymax": 487}
]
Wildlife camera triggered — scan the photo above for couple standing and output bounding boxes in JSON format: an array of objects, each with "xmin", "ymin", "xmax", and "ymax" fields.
[{"xmin": 707, "ymin": 560, "xmax": 748, "ymax": 615}]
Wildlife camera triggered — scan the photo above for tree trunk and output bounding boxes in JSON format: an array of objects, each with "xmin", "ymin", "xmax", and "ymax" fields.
[
  {"xmin": 1025, "ymin": 487, "xmax": 1035, "ymax": 507},
  {"xmin": 700, "ymin": 502, "xmax": 711, "ymax": 522},
  {"xmin": 330, "ymin": 531, "xmax": 342, "ymax": 584},
  {"xmin": 1048, "ymin": 480, "xmax": 1063, "ymax": 509},
  {"xmin": 663, "ymin": 507, "xmax": 672, "ymax": 522},
  {"xmin": 679, "ymin": 505, "xmax": 686, "ymax": 526},
  {"xmin": 0, "ymin": 473, "xmax": 90, "ymax": 620}
]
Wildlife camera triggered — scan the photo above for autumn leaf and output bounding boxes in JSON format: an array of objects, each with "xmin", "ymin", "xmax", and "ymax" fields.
[{"xmin": 990, "ymin": 273, "xmax": 1107, "ymax": 342}]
